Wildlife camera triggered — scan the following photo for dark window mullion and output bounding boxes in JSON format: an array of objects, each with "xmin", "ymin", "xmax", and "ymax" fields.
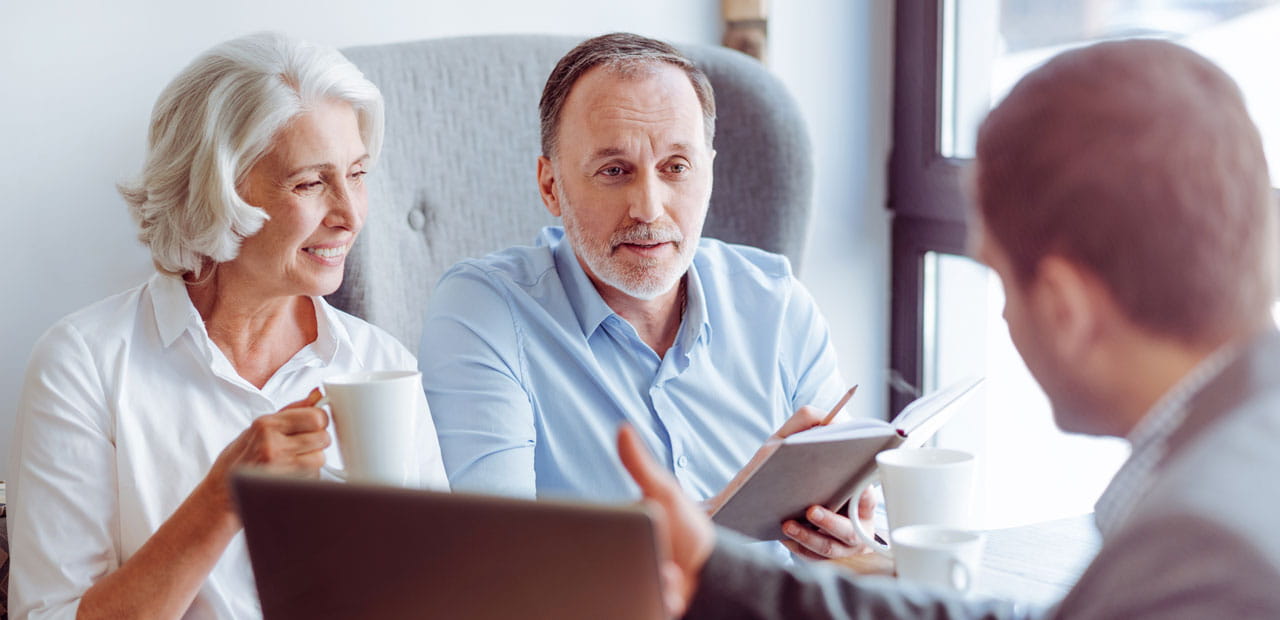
[{"xmin": 888, "ymin": 0, "xmax": 970, "ymax": 418}]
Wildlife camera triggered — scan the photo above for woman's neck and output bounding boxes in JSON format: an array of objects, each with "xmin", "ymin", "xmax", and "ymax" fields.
[{"xmin": 185, "ymin": 268, "xmax": 318, "ymax": 389}]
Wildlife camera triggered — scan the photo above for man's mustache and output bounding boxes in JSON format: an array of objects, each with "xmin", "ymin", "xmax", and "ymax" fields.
[{"xmin": 610, "ymin": 223, "xmax": 683, "ymax": 249}]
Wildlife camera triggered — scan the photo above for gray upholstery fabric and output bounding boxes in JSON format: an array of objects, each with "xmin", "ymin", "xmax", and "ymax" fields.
[{"xmin": 329, "ymin": 35, "xmax": 813, "ymax": 350}]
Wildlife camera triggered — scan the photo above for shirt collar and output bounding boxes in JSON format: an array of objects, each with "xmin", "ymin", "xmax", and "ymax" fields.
[
  {"xmin": 147, "ymin": 270, "xmax": 345, "ymax": 365},
  {"xmin": 675, "ymin": 255, "xmax": 711, "ymax": 352},
  {"xmin": 310, "ymin": 295, "xmax": 346, "ymax": 364},
  {"xmin": 547, "ymin": 226, "xmax": 711, "ymax": 347},
  {"xmin": 549, "ymin": 228, "xmax": 616, "ymax": 338},
  {"xmin": 1093, "ymin": 339, "xmax": 1241, "ymax": 537},
  {"xmin": 149, "ymin": 272, "xmax": 206, "ymax": 348}
]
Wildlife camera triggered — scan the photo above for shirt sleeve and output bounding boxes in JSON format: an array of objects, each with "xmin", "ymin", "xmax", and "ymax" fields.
[
  {"xmin": 8, "ymin": 322, "xmax": 119, "ymax": 620},
  {"xmin": 419, "ymin": 264, "xmax": 537, "ymax": 498},
  {"xmin": 412, "ymin": 385, "xmax": 450, "ymax": 492},
  {"xmin": 686, "ymin": 529, "xmax": 1027, "ymax": 620},
  {"xmin": 381, "ymin": 338, "xmax": 450, "ymax": 492},
  {"xmin": 780, "ymin": 277, "xmax": 847, "ymax": 415}
]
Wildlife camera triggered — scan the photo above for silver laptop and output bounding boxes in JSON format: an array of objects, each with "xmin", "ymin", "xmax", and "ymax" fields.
[{"xmin": 233, "ymin": 472, "xmax": 665, "ymax": 620}]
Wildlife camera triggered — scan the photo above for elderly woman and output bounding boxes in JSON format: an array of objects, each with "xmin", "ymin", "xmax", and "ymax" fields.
[{"xmin": 8, "ymin": 32, "xmax": 447, "ymax": 619}]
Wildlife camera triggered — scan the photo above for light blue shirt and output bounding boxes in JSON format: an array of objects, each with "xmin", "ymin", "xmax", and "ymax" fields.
[{"xmin": 420, "ymin": 226, "xmax": 845, "ymax": 504}]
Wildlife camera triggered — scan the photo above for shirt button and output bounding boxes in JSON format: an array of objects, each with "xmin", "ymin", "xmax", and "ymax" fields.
[{"xmin": 677, "ymin": 455, "xmax": 689, "ymax": 468}]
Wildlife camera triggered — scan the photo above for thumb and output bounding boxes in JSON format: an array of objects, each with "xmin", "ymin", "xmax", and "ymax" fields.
[
  {"xmin": 283, "ymin": 387, "xmax": 324, "ymax": 410},
  {"xmin": 660, "ymin": 562, "xmax": 691, "ymax": 618},
  {"xmin": 618, "ymin": 425, "xmax": 677, "ymax": 501}
]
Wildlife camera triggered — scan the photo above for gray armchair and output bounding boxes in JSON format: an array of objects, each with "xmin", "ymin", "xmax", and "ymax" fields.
[{"xmin": 329, "ymin": 34, "xmax": 813, "ymax": 349}]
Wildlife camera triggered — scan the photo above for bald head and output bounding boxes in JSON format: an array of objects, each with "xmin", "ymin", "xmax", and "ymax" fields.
[{"xmin": 975, "ymin": 39, "xmax": 1276, "ymax": 345}]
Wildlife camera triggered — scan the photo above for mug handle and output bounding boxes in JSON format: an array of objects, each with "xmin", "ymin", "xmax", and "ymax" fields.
[
  {"xmin": 949, "ymin": 558, "xmax": 972, "ymax": 591},
  {"xmin": 849, "ymin": 471, "xmax": 892, "ymax": 556},
  {"xmin": 314, "ymin": 396, "xmax": 348, "ymax": 482}
]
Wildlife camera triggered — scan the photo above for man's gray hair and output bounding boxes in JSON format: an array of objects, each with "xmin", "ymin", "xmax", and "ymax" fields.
[
  {"xmin": 119, "ymin": 31, "xmax": 384, "ymax": 278},
  {"xmin": 539, "ymin": 32, "xmax": 716, "ymax": 158}
]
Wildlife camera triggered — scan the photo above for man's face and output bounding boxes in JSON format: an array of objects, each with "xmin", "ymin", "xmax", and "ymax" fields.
[
  {"xmin": 539, "ymin": 64, "xmax": 714, "ymax": 301},
  {"xmin": 972, "ymin": 216, "xmax": 1098, "ymax": 434}
]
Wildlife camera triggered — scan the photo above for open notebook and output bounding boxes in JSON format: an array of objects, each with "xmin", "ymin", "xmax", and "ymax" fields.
[{"xmin": 711, "ymin": 377, "xmax": 983, "ymax": 541}]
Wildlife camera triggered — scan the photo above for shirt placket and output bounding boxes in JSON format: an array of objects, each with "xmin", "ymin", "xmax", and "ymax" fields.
[{"xmin": 649, "ymin": 335, "xmax": 705, "ymax": 497}]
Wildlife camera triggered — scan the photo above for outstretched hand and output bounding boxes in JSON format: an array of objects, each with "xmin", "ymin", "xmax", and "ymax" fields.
[{"xmin": 618, "ymin": 425, "xmax": 716, "ymax": 618}]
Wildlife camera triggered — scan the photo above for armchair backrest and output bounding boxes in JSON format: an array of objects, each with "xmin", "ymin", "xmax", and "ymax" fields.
[{"xmin": 330, "ymin": 34, "xmax": 813, "ymax": 350}]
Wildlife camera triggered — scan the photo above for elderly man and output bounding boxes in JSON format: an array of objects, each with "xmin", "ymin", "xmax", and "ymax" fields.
[
  {"xmin": 420, "ymin": 32, "xmax": 866, "ymax": 559},
  {"xmin": 620, "ymin": 39, "xmax": 1280, "ymax": 618}
]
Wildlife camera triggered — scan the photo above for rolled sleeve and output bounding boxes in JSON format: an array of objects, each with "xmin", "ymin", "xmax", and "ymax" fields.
[
  {"xmin": 411, "ymin": 385, "xmax": 450, "ymax": 492},
  {"xmin": 420, "ymin": 264, "xmax": 537, "ymax": 498},
  {"xmin": 9, "ymin": 323, "xmax": 118, "ymax": 620},
  {"xmin": 780, "ymin": 278, "xmax": 846, "ymax": 414}
]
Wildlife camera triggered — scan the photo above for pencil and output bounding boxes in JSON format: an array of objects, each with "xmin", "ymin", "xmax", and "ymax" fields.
[{"xmin": 821, "ymin": 385, "xmax": 858, "ymax": 425}]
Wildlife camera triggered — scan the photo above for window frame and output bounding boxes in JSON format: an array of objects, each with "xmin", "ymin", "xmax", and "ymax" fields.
[
  {"xmin": 888, "ymin": 0, "xmax": 969, "ymax": 416},
  {"xmin": 886, "ymin": 1, "xmax": 1280, "ymax": 419}
]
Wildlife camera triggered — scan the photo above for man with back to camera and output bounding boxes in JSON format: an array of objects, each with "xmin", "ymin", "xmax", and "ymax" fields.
[
  {"xmin": 419, "ymin": 32, "xmax": 874, "ymax": 560},
  {"xmin": 618, "ymin": 39, "xmax": 1280, "ymax": 618}
]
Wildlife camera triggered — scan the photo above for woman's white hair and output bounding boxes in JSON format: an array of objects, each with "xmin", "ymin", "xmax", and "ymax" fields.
[{"xmin": 120, "ymin": 32, "xmax": 384, "ymax": 277}]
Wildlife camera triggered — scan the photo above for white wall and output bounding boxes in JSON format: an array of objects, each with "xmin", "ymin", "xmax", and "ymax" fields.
[
  {"xmin": 776, "ymin": 1, "xmax": 894, "ymax": 425},
  {"xmin": 0, "ymin": 0, "xmax": 892, "ymax": 479}
]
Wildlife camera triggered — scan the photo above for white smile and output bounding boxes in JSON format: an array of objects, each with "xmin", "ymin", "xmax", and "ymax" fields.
[{"xmin": 304, "ymin": 245, "xmax": 348, "ymax": 259}]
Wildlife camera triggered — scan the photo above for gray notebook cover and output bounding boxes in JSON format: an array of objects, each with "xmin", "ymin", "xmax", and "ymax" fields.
[{"xmin": 710, "ymin": 377, "xmax": 983, "ymax": 541}]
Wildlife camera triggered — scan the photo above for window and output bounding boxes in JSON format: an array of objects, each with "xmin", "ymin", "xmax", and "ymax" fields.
[{"xmin": 890, "ymin": 0, "xmax": 1280, "ymax": 528}]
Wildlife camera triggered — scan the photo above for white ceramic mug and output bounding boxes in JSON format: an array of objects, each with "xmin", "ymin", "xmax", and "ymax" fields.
[
  {"xmin": 850, "ymin": 447, "xmax": 976, "ymax": 556},
  {"xmin": 891, "ymin": 524, "xmax": 985, "ymax": 592},
  {"xmin": 321, "ymin": 370, "xmax": 420, "ymax": 486}
]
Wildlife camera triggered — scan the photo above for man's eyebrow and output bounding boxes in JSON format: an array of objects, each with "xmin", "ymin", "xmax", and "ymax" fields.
[
  {"xmin": 588, "ymin": 147, "xmax": 627, "ymax": 160},
  {"xmin": 587, "ymin": 144, "xmax": 693, "ymax": 161}
]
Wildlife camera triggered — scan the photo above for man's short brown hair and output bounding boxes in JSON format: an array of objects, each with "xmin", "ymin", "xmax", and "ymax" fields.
[
  {"xmin": 539, "ymin": 32, "xmax": 716, "ymax": 158},
  {"xmin": 975, "ymin": 39, "xmax": 1276, "ymax": 343}
]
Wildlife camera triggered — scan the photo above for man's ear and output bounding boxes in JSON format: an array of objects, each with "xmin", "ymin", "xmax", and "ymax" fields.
[
  {"xmin": 537, "ymin": 155, "xmax": 562, "ymax": 217},
  {"xmin": 1035, "ymin": 255, "xmax": 1106, "ymax": 362}
]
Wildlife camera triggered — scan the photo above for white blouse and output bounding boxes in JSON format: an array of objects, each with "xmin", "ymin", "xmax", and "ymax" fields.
[{"xmin": 8, "ymin": 273, "xmax": 448, "ymax": 619}]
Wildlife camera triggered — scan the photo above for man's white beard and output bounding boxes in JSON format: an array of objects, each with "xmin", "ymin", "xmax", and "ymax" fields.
[{"xmin": 559, "ymin": 189, "xmax": 699, "ymax": 301}]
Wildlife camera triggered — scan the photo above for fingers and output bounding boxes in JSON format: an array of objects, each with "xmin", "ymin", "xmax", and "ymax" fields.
[
  {"xmin": 242, "ymin": 425, "xmax": 331, "ymax": 461},
  {"xmin": 281, "ymin": 387, "xmax": 325, "ymax": 410},
  {"xmin": 618, "ymin": 425, "xmax": 680, "ymax": 502},
  {"xmin": 782, "ymin": 519, "xmax": 860, "ymax": 559},
  {"xmin": 781, "ymin": 505, "xmax": 873, "ymax": 560},
  {"xmin": 659, "ymin": 562, "xmax": 691, "ymax": 618},
  {"xmin": 807, "ymin": 505, "xmax": 858, "ymax": 544},
  {"xmin": 234, "ymin": 396, "xmax": 333, "ymax": 472},
  {"xmin": 287, "ymin": 429, "xmax": 332, "ymax": 456},
  {"xmin": 622, "ymin": 429, "xmax": 690, "ymax": 618},
  {"xmin": 265, "ymin": 406, "xmax": 329, "ymax": 435},
  {"xmin": 772, "ymin": 405, "xmax": 825, "ymax": 439}
]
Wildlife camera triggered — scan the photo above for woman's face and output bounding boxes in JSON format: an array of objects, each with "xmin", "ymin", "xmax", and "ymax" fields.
[{"xmin": 229, "ymin": 99, "xmax": 369, "ymax": 299}]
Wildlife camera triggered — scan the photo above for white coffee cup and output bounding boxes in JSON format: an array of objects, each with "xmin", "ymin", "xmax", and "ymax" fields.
[
  {"xmin": 850, "ymin": 447, "xmax": 976, "ymax": 556},
  {"xmin": 891, "ymin": 524, "xmax": 985, "ymax": 592},
  {"xmin": 321, "ymin": 370, "xmax": 421, "ymax": 486}
]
